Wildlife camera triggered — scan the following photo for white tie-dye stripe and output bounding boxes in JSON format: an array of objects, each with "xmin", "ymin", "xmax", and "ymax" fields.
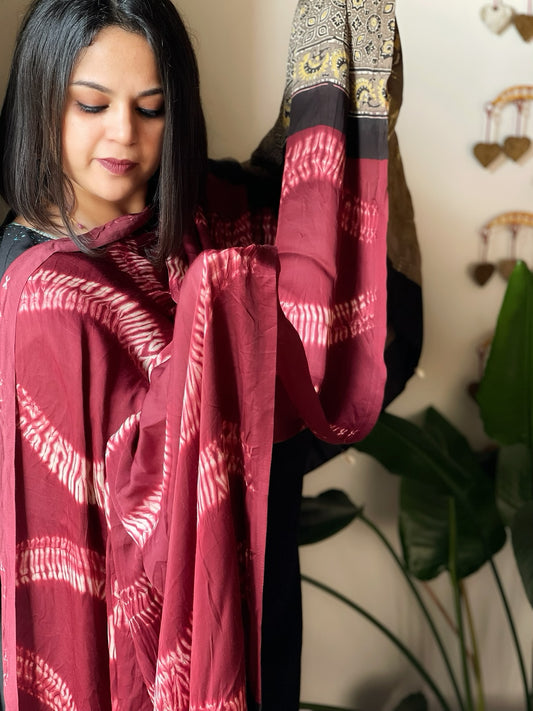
[
  {"xmin": 109, "ymin": 575, "xmax": 163, "ymax": 663},
  {"xmin": 154, "ymin": 627, "xmax": 193, "ymax": 710},
  {"xmin": 109, "ymin": 575, "xmax": 164, "ymax": 663},
  {"xmin": 197, "ymin": 424, "xmax": 242, "ymax": 520},
  {"xmin": 197, "ymin": 446, "xmax": 230, "ymax": 520},
  {"xmin": 19, "ymin": 269, "xmax": 167, "ymax": 379},
  {"xmin": 179, "ymin": 273, "xmax": 211, "ymax": 448},
  {"xmin": 107, "ymin": 411, "xmax": 142, "ymax": 456},
  {"xmin": 17, "ymin": 646, "xmax": 79, "ymax": 711},
  {"xmin": 280, "ymin": 290, "xmax": 377, "ymax": 348},
  {"xmin": 120, "ymin": 487, "xmax": 164, "ymax": 549},
  {"xmin": 118, "ymin": 574, "xmax": 163, "ymax": 633},
  {"xmin": 166, "ymin": 254, "xmax": 189, "ymax": 295},
  {"xmin": 107, "ymin": 611, "xmax": 118, "ymax": 663},
  {"xmin": 16, "ymin": 536, "xmax": 105, "ymax": 598},
  {"xmin": 17, "ymin": 384, "xmax": 103, "ymax": 506},
  {"xmin": 340, "ymin": 194, "xmax": 379, "ymax": 242},
  {"xmin": 191, "ymin": 687, "xmax": 247, "ymax": 711},
  {"xmin": 107, "ymin": 412, "xmax": 165, "ymax": 548},
  {"xmin": 282, "ymin": 128, "xmax": 345, "ymax": 198},
  {"xmin": 107, "ymin": 240, "xmax": 173, "ymax": 308},
  {"xmin": 179, "ymin": 318, "xmax": 205, "ymax": 447}
]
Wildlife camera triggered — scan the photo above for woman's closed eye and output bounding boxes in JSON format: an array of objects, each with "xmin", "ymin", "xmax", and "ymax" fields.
[
  {"xmin": 76, "ymin": 101, "xmax": 107, "ymax": 114},
  {"xmin": 136, "ymin": 106, "xmax": 164, "ymax": 119},
  {"xmin": 75, "ymin": 101, "xmax": 163, "ymax": 118}
]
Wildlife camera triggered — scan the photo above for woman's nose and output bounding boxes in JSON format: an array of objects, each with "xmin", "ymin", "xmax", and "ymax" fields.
[{"xmin": 107, "ymin": 105, "xmax": 136, "ymax": 145}]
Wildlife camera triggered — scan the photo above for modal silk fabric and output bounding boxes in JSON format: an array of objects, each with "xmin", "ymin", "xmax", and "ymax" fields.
[{"xmin": 0, "ymin": 1, "xmax": 396, "ymax": 709}]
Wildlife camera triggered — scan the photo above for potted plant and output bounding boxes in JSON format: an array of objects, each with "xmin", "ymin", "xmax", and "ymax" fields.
[{"xmin": 299, "ymin": 262, "xmax": 533, "ymax": 711}]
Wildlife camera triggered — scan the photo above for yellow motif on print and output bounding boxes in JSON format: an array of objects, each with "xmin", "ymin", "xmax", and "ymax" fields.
[
  {"xmin": 296, "ymin": 50, "xmax": 330, "ymax": 82},
  {"xmin": 331, "ymin": 48, "xmax": 349, "ymax": 80},
  {"xmin": 295, "ymin": 47, "xmax": 349, "ymax": 86},
  {"xmin": 380, "ymin": 38, "xmax": 394, "ymax": 59},
  {"xmin": 352, "ymin": 76, "xmax": 389, "ymax": 113},
  {"xmin": 367, "ymin": 14, "xmax": 381, "ymax": 32},
  {"xmin": 299, "ymin": 1, "xmax": 310, "ymax": 18},
  {"xmin": 384, "ymin": 2, "xmax": 394, "ymax": 13},
  {"xmin": 282, "ymin": 98, "xmax": 292, "ymax": 129},
  {"xmin": 351, "ymin": 0, "xmax": 366, "ymax": 9}
]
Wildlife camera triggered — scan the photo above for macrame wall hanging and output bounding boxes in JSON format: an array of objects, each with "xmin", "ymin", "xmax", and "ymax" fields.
[
  {"xmin": 481, "ymin": 0, "xmax": 533, "ymax": 40},
  {"xmin": 471, "ymin": 211, "xmax": 533, "ymax": 285},
  {"xmin": 473, "ymin": 85, "xmax": 532, "ymax": 167},
  {"xmin": 467, "ymin": 3, "xmax": 531, "ymax": 396}
]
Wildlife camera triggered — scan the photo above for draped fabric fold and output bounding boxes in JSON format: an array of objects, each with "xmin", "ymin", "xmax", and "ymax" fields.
[{"xmin": 0, "ymin": 1, "xmax": 396, "ymax": 708}]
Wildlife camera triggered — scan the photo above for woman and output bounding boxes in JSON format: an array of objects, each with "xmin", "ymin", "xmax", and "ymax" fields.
[
  {"xmin": 0, "ymin": 0, "xmax": 394, "ymax": 709},
  {"xmin": 0, "ymin": 0, "xmax": 206, "ymax": 269}
]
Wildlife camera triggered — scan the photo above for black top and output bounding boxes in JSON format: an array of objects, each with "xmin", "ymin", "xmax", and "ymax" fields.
[{"xmin": 0, "ymin": 222, "xmax": 52, "ymax": 279}]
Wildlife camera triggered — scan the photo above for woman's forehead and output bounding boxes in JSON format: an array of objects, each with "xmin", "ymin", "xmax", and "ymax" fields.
[{"xmin": 71, "ymin": 27, "xmax": 161, "ymax": 88}]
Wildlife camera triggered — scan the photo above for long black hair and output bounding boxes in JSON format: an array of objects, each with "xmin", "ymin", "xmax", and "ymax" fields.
[{"xmin": 0, "ymin": 0, "xmax": 208, "ymax": 262}]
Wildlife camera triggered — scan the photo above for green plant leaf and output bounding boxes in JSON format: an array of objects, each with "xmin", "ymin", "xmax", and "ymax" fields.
[
  {"xmin": 354, "ymin": 413, "xmax": 465, "ymax": 495},
  {"xmin": 423, "ymin": 407, "xmax": 483, "ymax": 474},
  {"xmin": 298, "ymin": 489, "xmax": 363, "ymax": 545},
  {"xmin": 393, "ymin": 693, "xmax": 428, "ymax": 711},
  {"xmin": 511, "ymin": 501, "xmax": 533, "ymax": 608},
  {"xmin": 355, "ymin": 409, "xmax": 506, "ymax": 580},
  {"xmin": 477, "ymin": 261, "xmax": 533, "ymax": 447},
  {"xmin": 400, "ymin": 475, "xmax": 505, "ymax": 580},
  {"xmin": 496, "ymin": 444, "xmax": 533, "ymax": 526}
]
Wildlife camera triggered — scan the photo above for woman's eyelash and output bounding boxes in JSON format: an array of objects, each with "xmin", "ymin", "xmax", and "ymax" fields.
[
  {"xmin": 136, "ymin": 107, "xmax": 164, "ymax": 118},
  {"xmin": 75, "ymin": 102, "xmax": 163, "ymax": 118},
  {"xmin": 76, "ymin": 101, "xmax": 106, "ymax": 114}
]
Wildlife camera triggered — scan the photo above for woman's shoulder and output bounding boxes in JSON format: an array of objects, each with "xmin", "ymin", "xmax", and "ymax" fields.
[{"xmin": 0, "ymin": 219, "xmax": 53, "ymax": 279}]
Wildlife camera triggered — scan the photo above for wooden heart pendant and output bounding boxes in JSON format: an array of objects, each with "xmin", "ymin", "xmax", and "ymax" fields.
[
  {"xmin": 503, "ymin": 135, "xmax": 532, "ymax": 161},
  {"xmin": 471, "ymin": 262, "xmax": 495, "ymax": 286},
  {"xmin": 498, "ymin": 258, "xmax": 519, "ymax": 280},
  {"xmin": 514, "ymin": 14, "xmax": 533, "ymax": 41},
  {"xmin": 473, "ymin": 142, "xmax": 503, "ymax": 167}
]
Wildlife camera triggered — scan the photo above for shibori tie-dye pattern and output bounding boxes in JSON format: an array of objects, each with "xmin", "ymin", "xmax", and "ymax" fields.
[{"xmin": 0, "ymin": 0, "xmax": 396, "ymax": 709}]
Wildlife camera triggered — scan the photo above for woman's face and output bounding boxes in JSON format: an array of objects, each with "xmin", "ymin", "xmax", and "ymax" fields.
[{"xmin": 62, "ymin": 26, "xmax": 165, "ymax": 227}]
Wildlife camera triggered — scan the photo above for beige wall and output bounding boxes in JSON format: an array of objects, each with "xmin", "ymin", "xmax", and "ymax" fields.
[
  {"xmin": 1, "ymin": 1, "xmax": 530, "ymax": 709},
  {"xmin": 0, "ymin": 1, "xmax": 24, "ymax": 92},
  {"xmin": 0, "ymin": 0, "xmax": 26, "ymax": 217}
]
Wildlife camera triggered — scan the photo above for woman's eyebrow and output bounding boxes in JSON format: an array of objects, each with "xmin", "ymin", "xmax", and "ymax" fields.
[{"xmin": 71, "ymin": 80, "xmax": 163, "ymax": 97}]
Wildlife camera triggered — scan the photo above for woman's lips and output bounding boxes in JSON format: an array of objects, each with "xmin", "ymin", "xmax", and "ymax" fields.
[{"xmin": 96, "ymin": 158, "xmax": 138, "ymax": 175}]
